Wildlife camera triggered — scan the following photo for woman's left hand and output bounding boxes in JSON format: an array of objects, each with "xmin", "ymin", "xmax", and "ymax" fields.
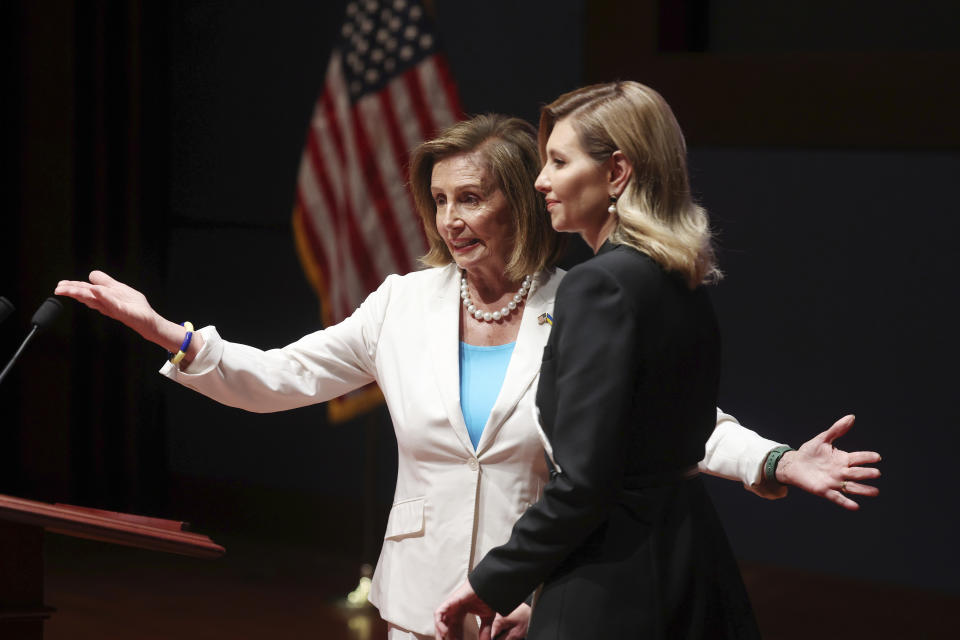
[
  {"xmin": 435, "ymin": 581, "xmax": 496, "ymax": 640},
  {"xmin": 776, "ymin": 414, "xmax": 881, "ymax": 510},
  {"xmin": 491, "ymin": 602, "xmax": 530, "ymax": 640}
]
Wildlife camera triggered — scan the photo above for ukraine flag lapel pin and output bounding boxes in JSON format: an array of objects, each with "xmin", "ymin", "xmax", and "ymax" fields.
[{"xmin": 538, "ymin": 313, "xmax": 553, "ymax": 326}]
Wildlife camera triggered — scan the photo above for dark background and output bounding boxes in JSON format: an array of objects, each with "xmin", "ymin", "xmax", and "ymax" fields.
[{"xmin": 3, "ymin": 0, "xmax": 958, "ymax": 611}]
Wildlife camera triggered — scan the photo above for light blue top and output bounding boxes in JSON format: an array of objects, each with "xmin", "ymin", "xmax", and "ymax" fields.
[{"xmin": 459, "ymin": 341, "xmax": 516, "ymax": 450}]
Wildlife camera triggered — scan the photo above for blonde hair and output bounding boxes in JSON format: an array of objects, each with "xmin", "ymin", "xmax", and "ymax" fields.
[
  {"xmin": 539, "ymin": 81, "xmax": 720, "ymax": 287},
  {"xmin": 410, "ymin": 114, "xmax": 563, "ymax": 280}
]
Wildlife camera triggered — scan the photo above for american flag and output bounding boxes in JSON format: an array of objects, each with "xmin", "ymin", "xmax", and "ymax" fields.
[{"xmin": 292, "ymin": 0, "xmax": 464, "ymax": 421}]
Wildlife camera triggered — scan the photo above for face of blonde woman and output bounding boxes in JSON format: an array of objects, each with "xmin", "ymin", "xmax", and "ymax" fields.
[
  {"xmin": 535, "ymin": 118, "xmax": 612, "ymax": 241},
  {"xmin": 431, "ymin": 151, "xmax": 515, "ymax": 279}
]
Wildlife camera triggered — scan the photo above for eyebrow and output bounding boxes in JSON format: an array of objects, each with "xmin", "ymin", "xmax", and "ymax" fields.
[{"xmin": 432, "ymin": 181, "xmax": 485, "ymax": 194}]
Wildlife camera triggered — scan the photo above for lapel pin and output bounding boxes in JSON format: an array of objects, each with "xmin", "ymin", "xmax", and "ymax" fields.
[{"xmin": 538, "ymin": 313, "xmax": 553, "ymax": 326}]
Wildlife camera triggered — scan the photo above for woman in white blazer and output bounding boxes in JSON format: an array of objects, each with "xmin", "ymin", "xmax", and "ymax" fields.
[{"xmin": 56, "ymin": 114, "xmax": 879, "ymax": 640}]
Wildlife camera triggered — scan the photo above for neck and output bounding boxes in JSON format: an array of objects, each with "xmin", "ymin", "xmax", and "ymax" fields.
[
  {"xmin": 464, "ymin": 266, "xmax": 521, "ymax": 301},
  {"xmin": 581, "ymin": 215, "xmax": 618, "ymax": 253}
]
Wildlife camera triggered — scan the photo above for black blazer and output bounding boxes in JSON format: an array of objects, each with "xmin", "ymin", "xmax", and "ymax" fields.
[{"xmin": 469, "ymin": 243, "xmax": 759, "ymax": 639}]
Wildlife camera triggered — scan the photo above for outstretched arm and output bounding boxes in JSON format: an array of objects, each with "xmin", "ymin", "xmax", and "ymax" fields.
[
  {"xmin": 57, "ymin": 270, "xmax": 384, "ymax": 413},
  {"xmin": 775, "ymin": 414, "xmax": 881, "ymax": 511},
  {"xmin": 55, "ymin": 270, "xmax": 202, "ymax": 364}
]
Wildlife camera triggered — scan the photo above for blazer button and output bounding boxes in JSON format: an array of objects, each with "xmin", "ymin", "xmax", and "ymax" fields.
[{"xmin": 467, "ymin": 458, "xmax": 479, "ymax": 471}]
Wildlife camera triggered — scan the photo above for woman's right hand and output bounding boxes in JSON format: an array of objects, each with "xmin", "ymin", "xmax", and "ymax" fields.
[{"xmin": 55, "ymin": 271, "xmax": 170, "ymax": 348}]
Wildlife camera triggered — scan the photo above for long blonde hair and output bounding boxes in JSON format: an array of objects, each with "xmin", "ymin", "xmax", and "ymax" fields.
[{"xmin": 539, "ymin": 81, "xmax": 720, "ymax": 287}]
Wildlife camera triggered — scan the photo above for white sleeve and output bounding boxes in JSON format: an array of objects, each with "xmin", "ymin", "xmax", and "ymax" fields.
[
  {"xmin": 698, "ymin": 407, "xmax": 788, "ymax": 499},
  {"xmin": 158, "ymin": 277, "xmax": 393, "ymax": 413}
]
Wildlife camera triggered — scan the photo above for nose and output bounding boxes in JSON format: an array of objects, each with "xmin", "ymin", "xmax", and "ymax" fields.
[
  {"xmin": 436, "ymin": 202, "xmax": 463, "ymax": 233},
  {"xmin": 534, "ymin": 167, "xmax": 550, "ymax": 193}
]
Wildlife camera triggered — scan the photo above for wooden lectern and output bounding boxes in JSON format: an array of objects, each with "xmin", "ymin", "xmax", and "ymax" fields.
[{"xmin": 0, "ymin": 493, "xmax": 224, "ymax": 639}]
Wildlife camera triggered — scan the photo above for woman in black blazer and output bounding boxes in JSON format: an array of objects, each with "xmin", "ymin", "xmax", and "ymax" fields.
[{"xmin": 436, "ymin": 81, "xmax": 762, "ymax": 639}]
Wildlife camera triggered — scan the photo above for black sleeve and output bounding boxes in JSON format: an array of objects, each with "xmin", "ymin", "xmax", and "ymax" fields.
[{"xmin": 468, "ymin": 260, "xmax": 649, "ymax": 614}]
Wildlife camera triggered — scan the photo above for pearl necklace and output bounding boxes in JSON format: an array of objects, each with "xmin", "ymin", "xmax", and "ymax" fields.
[{"xmin": 460, "ymin": 273, "xmax": 532, "ymax": 323}]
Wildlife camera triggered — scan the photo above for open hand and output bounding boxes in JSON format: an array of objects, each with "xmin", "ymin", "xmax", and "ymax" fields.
[
  {"xmin": 55, "ymin": 271, "xmax": 165, "ymax": 345},
  {"xmin": 777, "ymin": 414, "xmax": 881, "ymax": 510}
]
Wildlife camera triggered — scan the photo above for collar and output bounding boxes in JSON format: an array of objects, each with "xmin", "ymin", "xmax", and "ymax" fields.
[{"xmin": 597, "ymin": 239, "xmax": 618, "ymax": 256}]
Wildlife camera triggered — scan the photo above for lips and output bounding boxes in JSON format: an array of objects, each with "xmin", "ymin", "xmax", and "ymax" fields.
[
  {"xmin": 450, "ymin": 239, "xmax": 480, "ymax": 252},
  {"xmin": 545, "ymin": 199, "xmax": 559, "ymax": 210}
]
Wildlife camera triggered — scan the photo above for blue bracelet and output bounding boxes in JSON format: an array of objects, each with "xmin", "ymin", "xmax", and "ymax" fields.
[{"xmin": 169, "ymin": 321, "xmax": 194, "ymax": 365}]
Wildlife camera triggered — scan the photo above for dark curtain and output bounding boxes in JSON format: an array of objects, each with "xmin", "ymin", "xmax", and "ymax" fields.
[{"xmin": 3, "ymin": 0, "xmax": 170, "ymax": 514}]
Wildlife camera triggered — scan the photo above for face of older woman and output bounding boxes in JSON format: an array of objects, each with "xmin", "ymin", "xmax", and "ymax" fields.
[
  {"xmin": 535, "ymin": 118, "xmax": 613, "ymax": 248},
  {"xmin": 432, "ymin": 151, "xmax": 515, "ymax": 280}
]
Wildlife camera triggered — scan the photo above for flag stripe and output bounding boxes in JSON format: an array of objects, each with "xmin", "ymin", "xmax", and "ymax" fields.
[
  {"xmin": 417, "ymin": 57, "xmax": 458, "ymax": 131},
  {"xmin": 327, "ymin": 62, "xmax": 401, "ymax": 281},
  {"xmin": 357, "ymin": 89, "xmax": 426, "ymax": 258},
  {"xmin": 433, "ymin": 54, "xmax": 465, "ymax": 119},
  {"xmin": 311, "ymin": 73, "xmax": 360, "ymax": 317},
  {"xmin": 378, "ymin": 87, "xmax": 417, "ymax": 202},
  {"xmin": 349, "ymin": 105, "xmax": 414, "ymax": 274},
  {"xmin": 293, "ymin": 197, "xmax": 333, "ymax": 322},
  {"xmin": 302, "ymin": 131, "xmax": 358, "ymax": 318},
  {"xmin": 387, "ymin": 73, "xmax": 429, "ymax": 159},
  {"xmin": 307, "ymin": 107, "xmax": 380, "ymax": 298},
  {"xmin": 318, "ymin": 90, "xmax": 382, "ymax": 295},
  {"xmin": 403, "ymin": 66, "xmax": 438, "ymax": 139}
]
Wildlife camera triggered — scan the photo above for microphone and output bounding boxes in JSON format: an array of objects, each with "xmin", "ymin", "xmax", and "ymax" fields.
[
  {"xmin": 0, "ymin": 297, "xmax": 64, "ymax": 386},
  {"xmin": 0, "ymin": 297, "xmax": 13, "ymax": 325}
]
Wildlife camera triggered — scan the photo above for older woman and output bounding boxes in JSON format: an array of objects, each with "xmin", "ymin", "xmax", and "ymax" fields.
[
  {"xmin": 56, "ymin": 114, "xmax": 877, "ymax": 640},
  {"xmin": 435, "ymin": 86, "xmax": 881, "ymax": 639}
]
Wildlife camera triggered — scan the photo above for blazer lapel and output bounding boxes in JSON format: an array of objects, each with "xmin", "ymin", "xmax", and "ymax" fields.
[
  {"xmin": 425, "ymin": 264, "xmax": 475, "ymax": 455},
  {"xmin": 475, "ymin": 270, "xmax": 559, "ymax": 456}
]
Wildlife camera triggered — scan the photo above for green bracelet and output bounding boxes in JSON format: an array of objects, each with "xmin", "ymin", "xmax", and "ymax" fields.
[{"xmin": 763, "ymin": 445, "xmax": 796, "ymax": 483}]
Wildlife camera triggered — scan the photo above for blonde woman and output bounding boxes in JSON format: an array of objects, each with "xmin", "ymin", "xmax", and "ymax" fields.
[{"xmin": 436, "ymin": 83, "xmax": 879, "ymax": 639}]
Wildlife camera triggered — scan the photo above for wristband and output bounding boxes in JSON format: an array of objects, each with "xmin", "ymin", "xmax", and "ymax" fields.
[
  {"xmin": 763, "ymin": 445, "xmax": 796, "ymax": 483},
  {"xmin": 169, "ymin": 321, "xmax": 194, "ymax": 365}
]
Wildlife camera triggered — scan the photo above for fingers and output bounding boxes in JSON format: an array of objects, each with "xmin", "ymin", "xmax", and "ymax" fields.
[
  {"xmin": 435, "ymin": 606, "xmax": 449, "ymax": 638},
  {"xmin": 54, "ymin": 281, "xmax": 104, "ymax": 311},
  {"xmin": 88, "ymin": 270, "xmax": 118, "ymax": 285},
  {"xmin": 821, "ymin": 414, "xmax": 855, "ymax": 445},
  {"xmin": 497, "ymin": 626, "xmax": 522, "ymax": 640},
  {"xmin": 435, "ymin": 605, "xmax": 461, "ymax": 640},
  {"xmin": 490, "ymin": 615, "xmax": 503, "ymax": 639},
  {"xmin": 478, "ymin": 619, "xmax": 493, "ymax": 640},
  {"xmin": 55, "ymin": 280, "xmax": 93, "ymax": 297},
  {"xmin": 845, "ymin": 466, "xmax": 881, "ymax": 481},
  {"xmin": 56, "ymin": 280, "xmax": 107, "ymax": 304},
  {"xmin": 848, "ymin": 450, "xmax": 881, "ymax": 466},
  {"xmin": 841, "ymin": 480, "xmax": 879, "ymax": 497},
  {"xmin": 827, "ymin": 488, "xmax": 860, "ymax": 511}
]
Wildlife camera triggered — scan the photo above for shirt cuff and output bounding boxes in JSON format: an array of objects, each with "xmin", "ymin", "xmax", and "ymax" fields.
[{"xmin": 159, "ymin": 325, "xmax": 224, "ymax": 379}]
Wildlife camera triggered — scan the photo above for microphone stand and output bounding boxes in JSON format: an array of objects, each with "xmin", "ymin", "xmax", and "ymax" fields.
[
  {"xmin": 0, "ymin": 325, "xmax": 41, "ymax": 386},
  {"xmin": 0, "ymin": 297, "xmax": 63, "ymax": 387}
]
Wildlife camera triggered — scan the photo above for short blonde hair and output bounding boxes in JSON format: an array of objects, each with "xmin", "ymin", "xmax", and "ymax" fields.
[
  {"xmin": 539, "ymin": 81, "xmax": 720, "ymax": 287},
  {"xmin": 410, "ymin": 114, "xmax": 563, "ymax": 280}
]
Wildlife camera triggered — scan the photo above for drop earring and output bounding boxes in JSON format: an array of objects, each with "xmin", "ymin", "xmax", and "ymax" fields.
[{"xmin": 608, "ymin": 195, "xmax": 618, "ymax": 214}]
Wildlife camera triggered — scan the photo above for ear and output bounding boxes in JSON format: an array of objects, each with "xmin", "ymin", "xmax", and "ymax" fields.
[{"xmin": 607, "ymin": 150, "xmax": 633, "ymax": 197}]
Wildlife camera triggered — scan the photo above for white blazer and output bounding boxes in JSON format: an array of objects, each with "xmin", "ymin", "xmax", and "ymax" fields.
[{"xmin": 160, "ymin": 263, "xmax": 783, "ymax": 636}]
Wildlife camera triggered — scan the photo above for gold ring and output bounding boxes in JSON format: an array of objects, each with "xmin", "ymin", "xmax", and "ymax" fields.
[{"xmin": 840, "ymin": 481, "xmax": 847, "ymax": 493}]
